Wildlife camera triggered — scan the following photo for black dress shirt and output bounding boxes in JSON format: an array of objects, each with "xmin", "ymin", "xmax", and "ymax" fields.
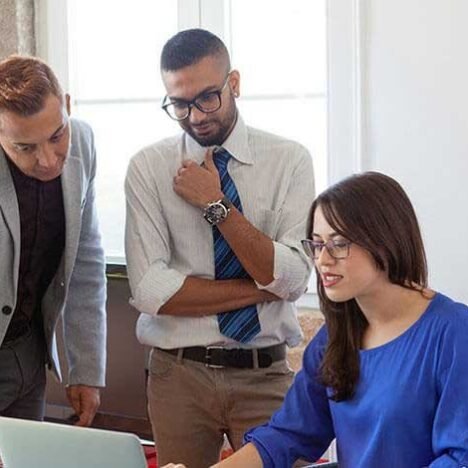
[{"xmin": 4, "ymin": 157, "xmax": 65, "ymax": 343}]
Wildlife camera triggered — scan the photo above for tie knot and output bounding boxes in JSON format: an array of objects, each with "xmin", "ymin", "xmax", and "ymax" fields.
[{"xmin": 213, "ymin": 147, "xmax": 231, "ymax": 171}]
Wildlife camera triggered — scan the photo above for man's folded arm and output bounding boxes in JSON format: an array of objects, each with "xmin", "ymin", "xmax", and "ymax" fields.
[
  {"xmin": 159, "ymin": 276, "xmax": 280, "ymax": 316},
  {"xmin": 125, "ymin": 156, "xmax": 279, "ymax": 317},
  {"xmin": 219, "ymin": 148, "xmax": 315, "ymax": 302}
]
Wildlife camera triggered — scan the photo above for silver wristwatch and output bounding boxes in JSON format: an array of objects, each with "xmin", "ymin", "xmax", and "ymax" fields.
[{"xmin": 203, "ymin": 196, "xmax": 232, "ymax": 225}]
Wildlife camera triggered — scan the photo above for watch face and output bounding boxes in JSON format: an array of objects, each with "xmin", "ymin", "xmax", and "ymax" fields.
[{"xmin": 204, "ymin": 201, "xmax": 229, "ymax": 225}]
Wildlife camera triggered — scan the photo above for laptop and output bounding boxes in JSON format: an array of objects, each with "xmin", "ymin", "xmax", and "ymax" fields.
[{"xmin": 0, "ymin": 417, "xmax": 147, "ymax": 468}]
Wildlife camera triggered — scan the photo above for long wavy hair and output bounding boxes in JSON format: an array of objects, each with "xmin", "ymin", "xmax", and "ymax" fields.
[{"xmin": 311, "ymin": 172, "xmax": 428, "ymax": 401}]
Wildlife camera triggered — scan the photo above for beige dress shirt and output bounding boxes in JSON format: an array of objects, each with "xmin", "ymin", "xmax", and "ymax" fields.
[{"xmin": 125, "ymin": 115, "xmax": 315, "ymax": 349}]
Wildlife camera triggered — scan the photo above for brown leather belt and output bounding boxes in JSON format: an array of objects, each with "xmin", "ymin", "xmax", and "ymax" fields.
[{"xmin": 158, "ymin": 343, "xmax": 286, "ymax": 369}]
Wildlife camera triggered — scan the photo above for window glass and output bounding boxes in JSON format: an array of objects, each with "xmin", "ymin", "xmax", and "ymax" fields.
[
  {"xmin": 68, "ymin": 0, "xmax": 177, "ymax": 100},
  {"xmin": 230, "ymin": 0, "xmax": 327, "ymax": 95},
  {"xmin": 68, "ymin": 0, "xmax": 178, "ymax": 261},
  {"xmin": 230, "ymin": 0, "xmax": 327, "ymax": 192}
]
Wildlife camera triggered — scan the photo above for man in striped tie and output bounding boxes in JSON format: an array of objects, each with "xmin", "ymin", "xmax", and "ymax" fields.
[{"xmin": 125, "ymin": 28, "xmax": 315, "ymax": 468}]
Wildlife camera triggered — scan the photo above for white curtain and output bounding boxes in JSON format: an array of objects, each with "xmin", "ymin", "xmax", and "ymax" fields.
[
  {"xmin": 16, "ymin": 0, "xmax": 36, "ymax": 55},
  {"xmin": 0, "ymin": 0, "xmax": 35, "ymax": 59}
]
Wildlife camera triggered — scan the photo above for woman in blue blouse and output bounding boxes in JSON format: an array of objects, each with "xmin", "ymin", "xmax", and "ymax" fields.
[{"xmin": 165, "ymin": 172, "xmax": 468, "ymax": 467}]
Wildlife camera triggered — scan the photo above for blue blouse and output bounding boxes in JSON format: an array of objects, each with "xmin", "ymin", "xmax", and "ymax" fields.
[{"xmin": 245, "ymin": 293, "xmax": 468, "ymax": 467}]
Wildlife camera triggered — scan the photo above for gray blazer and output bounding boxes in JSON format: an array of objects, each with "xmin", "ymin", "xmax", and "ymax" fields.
[{"xmin": 0, "ymin": 119, "xmax": 107, "ymax": 387}]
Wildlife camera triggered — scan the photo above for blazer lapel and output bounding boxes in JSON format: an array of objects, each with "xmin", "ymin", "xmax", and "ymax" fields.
[
  {"xmin": 0, "ymin": 148, "xmax": 21, "ymax": 245},
  {"xmin": 60, "ymin": 155, "xmax": 83, "ymax": 281}
]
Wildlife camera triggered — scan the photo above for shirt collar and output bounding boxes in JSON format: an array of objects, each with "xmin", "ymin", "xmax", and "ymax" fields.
[{"xmin": 184, "ymin": 113, "xmax": 253, "ymax": 165}]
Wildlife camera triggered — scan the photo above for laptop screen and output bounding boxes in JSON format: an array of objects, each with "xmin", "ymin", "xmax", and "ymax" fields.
[{"xmin": 0, "ymin": 417, "xmax": 147, "ymax": 468}]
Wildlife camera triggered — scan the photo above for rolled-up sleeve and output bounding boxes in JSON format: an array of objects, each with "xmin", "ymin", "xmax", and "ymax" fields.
[
  {"xmin": 256, "ymin": 148, "xmax": 315, "ymax": 301},
  {"xmin": 125, "ymin": 152, "xmax": 186, "ymax": 315}
]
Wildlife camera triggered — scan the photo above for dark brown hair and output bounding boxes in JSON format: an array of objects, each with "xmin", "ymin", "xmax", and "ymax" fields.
[
  {"xmin": 311, "ymin": 172, "xmax": 428, "ymax": 401},
  {"xmin": 0, "ymin": 55, "xmax": 63, "ymax": 117}
]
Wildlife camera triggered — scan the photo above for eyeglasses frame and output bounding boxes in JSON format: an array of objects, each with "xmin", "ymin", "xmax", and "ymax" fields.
[
  {"xmin": 301, "ymin": 238, "xmax": 352, "ymax": 260},
  {"xmin": 161, "ymin": 72, "xmax": 232, "ymax": 121}
]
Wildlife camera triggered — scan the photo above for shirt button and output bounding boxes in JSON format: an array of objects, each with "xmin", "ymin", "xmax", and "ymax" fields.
[
  {"xmin": 60, "ymin": 282, "xmax": 65, "ymax": 287},
  {"xmin": 2, "ymin": 305, "xmax": 12, "ymax": 315}
]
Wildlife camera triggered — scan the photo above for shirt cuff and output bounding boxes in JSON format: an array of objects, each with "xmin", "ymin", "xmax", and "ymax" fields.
[
  {"xmin": 255, "ymin": 242, "xmax": 310, "ymax": 300},
  {"xmin": 129, "ymin": 260, "xmax": 186, "ymax": 315}
]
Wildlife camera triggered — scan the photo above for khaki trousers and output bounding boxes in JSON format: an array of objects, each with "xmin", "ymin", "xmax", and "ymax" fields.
[{"xmin": 147, "ymin": 347, "xmax": 294, "ymax": 468}]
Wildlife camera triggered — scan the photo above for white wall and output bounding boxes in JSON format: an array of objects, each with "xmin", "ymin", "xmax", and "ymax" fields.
[{"xmin": 361, "ymin": 0, "xmax": 468, "ymax": 303}]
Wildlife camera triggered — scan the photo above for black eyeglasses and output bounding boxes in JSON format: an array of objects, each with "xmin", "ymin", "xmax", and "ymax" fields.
[
  {"xmin": 162, "ymin": 73, "xmax": 231, "ymax": 121},
  {"xmin": 301, "ymin": 239, "xmax": 352, "ymax": 260}
]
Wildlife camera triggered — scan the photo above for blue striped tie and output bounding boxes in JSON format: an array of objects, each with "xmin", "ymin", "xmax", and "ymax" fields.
[{"xmin": 213, "ymin": 148, "xmax": 260, "ymax": 343}]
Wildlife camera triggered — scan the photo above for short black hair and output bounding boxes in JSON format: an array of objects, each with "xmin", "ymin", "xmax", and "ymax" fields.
[{"xmin": 160, "ymin": 28, "xmax": 230, "ymax": 72}]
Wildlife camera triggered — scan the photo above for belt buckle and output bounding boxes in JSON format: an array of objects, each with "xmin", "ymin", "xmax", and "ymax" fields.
[{"xmin": 205, "ymin": 346, "xmax": 225, "ymax": 368}]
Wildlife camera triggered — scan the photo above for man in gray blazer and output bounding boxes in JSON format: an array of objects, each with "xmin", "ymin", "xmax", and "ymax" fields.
[{"xmin": 0, "ymin": 56, "xmax": 106, "ymax": 426}]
